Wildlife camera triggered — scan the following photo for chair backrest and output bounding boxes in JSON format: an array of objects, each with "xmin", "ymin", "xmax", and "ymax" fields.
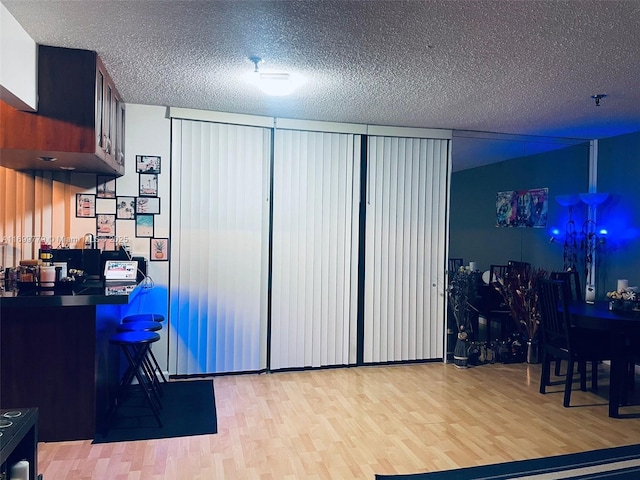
[
  {"xmin": 448, "ymin": 258, "xmax": 464, "ymax": 272},
  {"xmin": 537, "ymin": 278, "xmax": 572, "ymax": 354},
  {"xmin": 508, "ymin": 260, "xmax": 531, "ymax": 270},
  {"xmin": 489, "ymin": 264, "xmax": 510, "ymax": 284},
  {"xmin": 550, "ymin": 270, "xmax": 582, "ymax": 302}
]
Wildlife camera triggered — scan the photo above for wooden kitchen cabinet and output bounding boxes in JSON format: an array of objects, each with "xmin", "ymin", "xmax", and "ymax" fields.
[{"xmin": 0, "ymin": 45, "xmax": 125, "ymax": 175}]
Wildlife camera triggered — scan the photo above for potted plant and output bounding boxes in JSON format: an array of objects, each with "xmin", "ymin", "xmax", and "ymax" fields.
[
  {"xmin": 154, "ymin": 240, "xmax": 165, "ymax": 259},
  {"xmin": 447, "ymin": 267, "xmax": 482, "ymax": 367},
  {"xmin": 492, "ymin": 264, "xmax": 548, "ymax": 363}
]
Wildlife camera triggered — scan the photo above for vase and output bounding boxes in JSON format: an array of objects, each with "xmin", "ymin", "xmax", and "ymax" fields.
[
  {"xmin": 526, "ymin": 339, "xmax": 539, "ymax": 364},
  {"xmin": 453, "ymin": 338, "xmax": 469, "ymax": 368}
]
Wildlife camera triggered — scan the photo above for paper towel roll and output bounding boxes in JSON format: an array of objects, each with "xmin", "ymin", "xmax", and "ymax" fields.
[
  {"xmin": 10, "ymin": 460, "xmax": 29, "ymax": 480},
  {"xmin": 617, "ymin": 279, "xmax": 629, "ymax": 293}
]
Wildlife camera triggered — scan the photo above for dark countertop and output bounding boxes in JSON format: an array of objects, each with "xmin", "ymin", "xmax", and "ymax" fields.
[{"xmin": 0, "ymin": 280, "xmax": 141, "ymax": 308}]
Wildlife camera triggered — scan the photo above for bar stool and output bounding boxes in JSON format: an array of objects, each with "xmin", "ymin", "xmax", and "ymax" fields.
[
  {"xmin": 116, "ymin": 320, "xmax": 168, "ymax": 384},
  {"xmin": 108, "ymin": 330, "xmax": 163, "ymax": 427},
  {"xmin": 122, "ymin": 313, "xmax": 165, "ymax": 323}
]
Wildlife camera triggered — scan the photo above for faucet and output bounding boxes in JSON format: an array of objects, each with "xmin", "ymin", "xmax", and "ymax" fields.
[{"xmin": 83, "ymin": 233, "xmax": 96, "ymax": 249}]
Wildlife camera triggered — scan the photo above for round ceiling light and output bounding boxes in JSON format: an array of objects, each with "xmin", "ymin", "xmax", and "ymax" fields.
[{"xmin": 247, "ymin": 56, "xmax": 304, "ymax": 96}]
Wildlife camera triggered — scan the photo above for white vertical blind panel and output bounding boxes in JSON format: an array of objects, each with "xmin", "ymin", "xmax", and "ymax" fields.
[
  {"xmin": 0, "ymin": 167, "xmax": 72, "ymax": 264},
  {"xmin": 170, "ymin": 120, "xmax": 270, "ymax": 374},
  {"xmin": 271, "ymin": 130, "xmax": 360, "ymax": 370},
  {"xmin": 364, "ymin": 136, "xmax": 449, "ymax": 363}
]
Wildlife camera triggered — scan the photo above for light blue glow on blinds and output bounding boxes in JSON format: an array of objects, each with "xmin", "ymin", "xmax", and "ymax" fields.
[
  {"xmin": 364, "ymin": 136, "xmax": 449, "ymax": 363},
  {"xmin": 270, "ymin": 129, "xmax": 361, "ymax": 369},
  {"xmin": 170, "ymin": 119, "xmax": 271, "ymax": 374}
]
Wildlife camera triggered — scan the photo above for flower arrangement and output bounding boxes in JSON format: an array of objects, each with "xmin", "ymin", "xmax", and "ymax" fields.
[
  {"xmin": 606, "ymin": 288, "xmax": 637, "ymax": 301},
  {"xmin": 492, "ymin": 265, "xmax": 548, "ymax": 341},
  {"xmin": 606, "ymin": 287, "xmax": 640, "ymax": 314}
]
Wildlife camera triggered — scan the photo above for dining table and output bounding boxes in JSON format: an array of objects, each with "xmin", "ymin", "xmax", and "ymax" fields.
[{"xmin": 569, "ymin": 300, "xmax": 640, "ymax": 418}]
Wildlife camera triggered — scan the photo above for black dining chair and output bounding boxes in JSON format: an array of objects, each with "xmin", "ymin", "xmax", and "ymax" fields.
[
  {"xmin": 483, "ymin": 264, "xmax": 513, "ymax": 342},
  {"xmin": 549, "ymin": 270, "xmax": 583, "ymax": 375},
  {"xmin": 507, "ymin": 260, "xmax": 531, "ymax": 272},
  {"xmin": 448, "ymin": 258, "xmax": 464, "ymax": 272},
  {"xmin": 537, "ymin": 278, "xmax": 610, "ymax": 407},
  {"xmin": 550, "ymin": 270, "xmax": 582, "ymax": 302}
]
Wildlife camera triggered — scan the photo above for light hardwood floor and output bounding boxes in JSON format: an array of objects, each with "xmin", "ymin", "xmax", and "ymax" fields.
[{"xmin": 38, "ymin": 362, "xmax": 640, "ymax": 479}]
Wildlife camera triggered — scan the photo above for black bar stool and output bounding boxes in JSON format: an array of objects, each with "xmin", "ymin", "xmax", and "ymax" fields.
[
  {"xmin": 108, "ymin": 330, "xmax": 163, "ymax": 427},
  {"xmin": 122, "ymin": 313, "xmax": 165, "ymax": 323},
  {"xmin": 116, "ymin": 320, "xmax": 168, "ymax": 384}
]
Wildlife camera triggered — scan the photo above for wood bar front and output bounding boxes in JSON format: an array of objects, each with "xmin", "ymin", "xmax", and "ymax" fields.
[{"xmin": 0, "ymin": 283, "xmax": 140, "ymax": 441}]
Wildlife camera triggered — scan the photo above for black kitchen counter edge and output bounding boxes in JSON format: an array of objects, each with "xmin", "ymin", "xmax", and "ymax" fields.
[{"xmin": 0, "ymin": 280, "xmax": 142, "ymax": 307}]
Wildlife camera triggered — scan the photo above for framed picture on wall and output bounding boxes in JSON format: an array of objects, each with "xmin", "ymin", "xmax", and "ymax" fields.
[
  {"xmin": 135, "ymin": 214, "xmax": 154, "ymax": 238},
  {"xmin": 135, "ymin": 196, "xmax": 160, "ymax": 215},
  {"xmin": 97, "ymin": 236, "xmax": 116, "ymax": 251},
  {"xmin": 136, "ymin": 155, "xmax": 161, "ymax": 174},
  {"xmin": 76, "ymin": 194, "xmax": 96, "ymax": 218},
  {"xmin": 97, "ymin": 214, "xmax": 116, "ymax": 236},
  {"xmin": 116, "ymin": 196, "xmax": 136, "ymax": 220},
  {"xmin": 97, "ymin": 176, "xmax": 117, "ymax": 198},
  {"xmin": 139, "ymin": 173, "xmax": 158, "ymax": 197},
  {"xmin": 96, "ymin": 198, "xmax": 117, "ymax": 215},
  {"xmin": 150, "ymin": 238, "xmax": 169, "ymax": 261}
]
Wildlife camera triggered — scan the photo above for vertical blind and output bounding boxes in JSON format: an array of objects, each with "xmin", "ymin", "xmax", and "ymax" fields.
[
  {"xmin": 168, "ymin": 112, "xmax": 450, "ymax": 373},
  {"xmin": 270, "ymin": 129, "xmax": 361, "ymax": 369},
  {"xmin": 0, "ymin": 167, "xmax": 75, "ymax": 266},
  {"xmin": 169, "ymin": 119, "xmax": 271, "ymax": 374},
  {"xmin": 363, "ymin": 136, "xmax": 450, "ymax": 363}
]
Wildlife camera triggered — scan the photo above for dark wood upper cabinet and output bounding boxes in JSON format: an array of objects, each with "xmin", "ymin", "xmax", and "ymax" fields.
[{"xmin": 0, "ymin": 45, "xmax": 125, "ymax": 176}]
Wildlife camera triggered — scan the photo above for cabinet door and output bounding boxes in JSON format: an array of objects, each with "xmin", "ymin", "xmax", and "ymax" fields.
[
  {"xmin": 96, "ymin": 68, "xmax": 105, "ymax": 151},
  {"xmin": 115, "ymin": 98, "xmax": 125, "ymax": 167},
  {"xmin": 105, "ymin": 82, "xmax": 113, "ymax": 155}
]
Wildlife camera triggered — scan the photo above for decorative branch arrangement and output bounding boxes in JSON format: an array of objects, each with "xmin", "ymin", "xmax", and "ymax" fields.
[{"xmin": 492, "ymin": 265, "xmax": 548, "ymax": 341}]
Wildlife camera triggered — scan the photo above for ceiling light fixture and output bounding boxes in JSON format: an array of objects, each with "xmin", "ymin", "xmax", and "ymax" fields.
[
  {"xmin": 591, "ymin": 94, "xmax": 607, "ymax": 106},
  {"xmin": 248, "ymin": 56, "xmax": 302, "ymax": 97}
]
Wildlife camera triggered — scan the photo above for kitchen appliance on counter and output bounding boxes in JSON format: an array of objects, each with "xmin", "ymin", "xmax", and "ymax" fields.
[{"xmin": 51, "ymin": 249, "xmax": 101, "ymax": 280}]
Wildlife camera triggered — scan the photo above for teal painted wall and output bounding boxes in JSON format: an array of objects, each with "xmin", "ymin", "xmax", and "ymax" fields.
[
  {"xmin": 449, "ymin": 142, "xmax": 590, "ymax": 274},
  {"xmin": 596, "ymin": 131, "xmax": 640, "ymax": 293},
  {"xmin": 450, "ymin": 130, "xmax": 640, "ymax": 300}
]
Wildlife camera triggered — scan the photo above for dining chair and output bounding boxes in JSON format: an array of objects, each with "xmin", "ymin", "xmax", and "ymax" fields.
[
  {"xmin": 448, "ymin": 258, "xmax": 464, "ymax": 272},
  {"xmin": 550, "ymin": 270, "xmax": 582, "ymax": 302},
  {"xmin": 537, "ymin": 278, "xmax": 610, "ymax": 407},
  {"xmin": 549, "ymin": 270, "xmax": 583, "ymax": 375},
  {"xmin": 507, "ymin": 260, "xmax": 531, "ymax": 272},
  {"xmin": 483, "ymin": 264, "xmax": 513, "ymax": 342}
]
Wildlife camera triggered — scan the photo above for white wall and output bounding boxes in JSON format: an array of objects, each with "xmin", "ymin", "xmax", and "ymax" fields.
[
  {"xmin": 0, "ymin": 1, "xmax": 36, "ymax": 110},
  {"xmin": 116, "ymin": 104, "xmax": 171, "ymax": 369}
]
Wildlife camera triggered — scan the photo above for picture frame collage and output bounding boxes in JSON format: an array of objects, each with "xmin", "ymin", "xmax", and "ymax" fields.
[{"xmin": 75, "ymin": 155, "xmax": 169, "ymax": 261}]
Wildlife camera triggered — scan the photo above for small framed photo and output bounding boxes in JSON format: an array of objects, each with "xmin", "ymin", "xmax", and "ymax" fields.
[
  {"xmin": 97, "ymin": 214, "xmax": 116, "ymax": 236},
  {"xmin": 150, "ymin": 238, "xmax": 169, "ymax": 261},
  {"xmin": 116, "ymin": 196, "xmax": 136, "ymax": 220},
  {"xmin": 97, "ymin": 236, "xmax": 116, "ymax": 251},
  {"xmin": 96, "ymin": 198, "xmax": 116, "ymax": 215},
  {"xmin": 136, "ymin": 155, "xmax": 161, "ymax": 174},
  {"xmin": 97, "ymin": 176, "xmax": 117, "ymax": 198},
  {"xmin": 135, "ymin": 214, "xmax": 154, "ymax": 238},
  {"xmin": 136, "ymin": 197, "xmax": 160, "ymax": 215},
  {"xmin": 139, "ymin": 173, "xmax": 158, "ymax": 197},
  {"xmin": 76, "ymin": 194, "xmax": 96, "ymax": 218}
]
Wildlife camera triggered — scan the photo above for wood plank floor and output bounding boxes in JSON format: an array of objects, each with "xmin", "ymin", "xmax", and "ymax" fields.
[{"xmin": 38, "ymin": 362, "xmax": 640, "ymax": 479}]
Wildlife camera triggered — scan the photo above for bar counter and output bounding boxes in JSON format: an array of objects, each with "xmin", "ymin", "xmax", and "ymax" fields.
[
  {"xmin": 1, "ymin": 281, "xmax": 142, "ymax": 442},
  {"xmin": 0, "ymin": 280, "xmax": 139, "ymax": 306}
]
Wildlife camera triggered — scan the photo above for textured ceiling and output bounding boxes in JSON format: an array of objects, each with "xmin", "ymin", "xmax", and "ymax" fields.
[{"xmin": 3, "ymin": 0, "xmax": 640, "ymax": 171}]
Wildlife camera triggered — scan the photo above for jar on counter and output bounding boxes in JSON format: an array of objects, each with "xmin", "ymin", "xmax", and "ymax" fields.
[{"xmin": 39, "ymin": 266, "xmax": 56, "ymax": 287}]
